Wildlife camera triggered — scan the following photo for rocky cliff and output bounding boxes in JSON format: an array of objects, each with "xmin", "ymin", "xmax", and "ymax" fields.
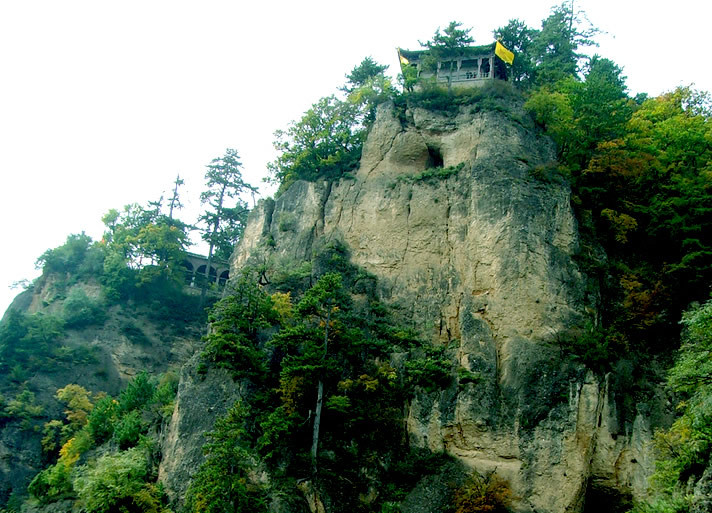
[{"xmin": 218, "ymin": 99, "xmax": 661, "ymax": 512}]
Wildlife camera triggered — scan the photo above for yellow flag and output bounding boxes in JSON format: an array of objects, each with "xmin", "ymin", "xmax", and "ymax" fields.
[
  {"xmin": 398, "ymin": 48, "xmax": 410, "ymax": 66},
  {"xmin": 495, "ymin": 41, "xmax": 514, "ymax": 65}
]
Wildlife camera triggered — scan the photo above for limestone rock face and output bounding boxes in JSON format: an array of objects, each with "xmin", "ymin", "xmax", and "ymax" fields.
[
  {"xmin": 158, "ymin": 354, "xmax": 244, "ymax": 505},
  {"xmin": 232, "ymin": 101, "xmax": 658, "ymax": 512}
]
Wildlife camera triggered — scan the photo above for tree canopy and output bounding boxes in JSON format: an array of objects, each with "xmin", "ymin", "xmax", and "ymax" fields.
[
  {"xmin": 267, "ymin": 96, "xmax": 365, "ymax": 193},
  {"xmin": 199, "ymin": 148, "xmax": 256, "ymax": 262}
]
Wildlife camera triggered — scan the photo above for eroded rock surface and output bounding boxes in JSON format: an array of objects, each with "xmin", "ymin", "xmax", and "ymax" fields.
[{"xmin": 158, "ymin": 354, "xmax": 244, "ymax": 505}]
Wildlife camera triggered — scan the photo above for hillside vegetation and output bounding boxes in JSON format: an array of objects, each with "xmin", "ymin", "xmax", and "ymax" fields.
[{"xmin": 1, "ymin": 3, "xmax": 711, "ymax": 513}]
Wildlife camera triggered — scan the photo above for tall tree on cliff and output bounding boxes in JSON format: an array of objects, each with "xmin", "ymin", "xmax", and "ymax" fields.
[
  {"xmin": 531, "ymin": 1, "xmax": 600, "ymax": 84},
  {"xmin": 420, "ymin": 21, "xmax": 474, "ymax": 91},
  {"xmin": 198, "ymin": 148, "xmax": 257, "ymax": 305},
  {"xmin": 493, "ymin": 19, "xmax": 539, "ymax": 88}
]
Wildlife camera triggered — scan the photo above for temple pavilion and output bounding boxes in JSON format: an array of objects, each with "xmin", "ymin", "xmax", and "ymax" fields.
[{"xmin": 398, "ymin": 42, "xmax": 509, "ymax": 88}]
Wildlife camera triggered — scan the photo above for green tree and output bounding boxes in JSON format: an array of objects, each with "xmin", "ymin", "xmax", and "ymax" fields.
[
  {"xmin": 531, "ymin": 1, "xmax": 600, "ymax": 85},
  {"xmin": 74, "ymin": 447, "xmax": 165, "ymax": 513},
  {"xmin": 87, "ymin": 396, "xmax": 119, "ymax": 445},
  {"xmin": 202, "ymin": 272, "xmax": 276, "ymax": 379},
  {"xmin": 526, "ymin": 55, "xmax": 632, "ymax": 169},
  {"xmin": 118, "ymin": 371, "xmax": 155, "ymax": 413},
  {"xmin": 0, "ymin": 311, "xmax": 65, "ymax": 370},
  {"xmin": 28, "ymin": 459, "xmax": 75, "ymax": 504},
  {"xmin": 62, "ymin": 287, "xmax": 105, "ymax": 327},
  {"xmin": 101, "ymin": 201, "xmax": 191, "ymax": 298},
  {"xmin": 4, "ymin": 389, "xmax": 44, "ymax": 427},
  {"xmin": 343, "ymin": 57, "xmax": 394, "ymax": 128},
  {"xmin": 184, "ymin": 403, "xmax": 267, "ymax": 513},
  {"xmin": 420, "ymin": 21, "xmax": 474, "ymax": 90},
  {"xmin": 493, "ymin": 19, "xmax": 539, "ymax": 88},
  {"xmin": 268, "ymin": 96, "xmax": 364, "ymax": 192},
  {"xmin": 198, "ymin": 148, "xmax": 256, "ymax": 304},
  {"xmin": 36, "ymin": 232, "xmax": 105, "ymax": 278},
  {"xmin": 294, "ymin": 273, "xmax": 344, "ymax": 473},
  {"xmin": 577, "ymin": 87, "xmax": 712, "ymax": 349},
  {"xmin": 113, "ymin": 410, "xmax": 144, "ymax": 450},
  {"xmin": 340, "ymin": 56, "xmax": 389, "ymax": 94}
]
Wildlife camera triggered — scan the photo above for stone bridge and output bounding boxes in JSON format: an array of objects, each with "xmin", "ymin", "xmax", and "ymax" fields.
[{"xmin": 182, "ymin": 252, "xmax": 230, "ymax": 287}]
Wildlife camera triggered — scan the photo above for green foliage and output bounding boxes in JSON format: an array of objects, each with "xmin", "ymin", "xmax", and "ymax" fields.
[
  {"xmin": 3, "ymin": 389, "xmax": 44, "ymax": 428},
  {"xmin": 100, "ymin": 250, "xmax": 137, "ymax": 302},
  {"xmin": 341, "ymin": 56, "xmax": 389, "ymax": 94},
  {"xmin": 270, "ymin": 260, "xmax": 312, "ymax": 293},
  {"xmin": 202, "ymin": 272, "xmax": 276, "ymax": 379},
  {"xmin": 571, "ymin": 88, "xmax": 712, "ymax": 354},
  {"xmin": 101, "ymin": 202, "xmax": 191, "ymax": 296},
  {"xmin": 398, "ymin": 163, "xmax": 465, "ymax": 185},
  {"xmin": 405, "ymin": 345, "xmax": 453, "ymax": 393},
  {"xmin": 62, "ymin": 287, "xmax": 106, "ymax": 328},
  {"xmin": 342, "ymin": 57, "xmax": 395, "ymax": 128},
  {"xmin": 553, "ymin": 322, "xmax": 616, "ymax": 374},
  {"xmin": 636, "ymin": 300, "xmax": 712, "ymax": 512},
  {"xmin": 457, "ymin": 367, "xmax": 482, "ymax": 386},
  {"xmin": 152, "ymin": 371, "xmax": 179, "ymax": 419},
  {"xmin": 118, "ymin": 372, "xmax": 155, "ymax": 413},
  {"xmin": 630, "ymin": 495, "xmax": 690, "ymax": 513},
  {"xmin": 521, "ymin": 18, "xmax": 710, "ymax": 365},
  {"xmin": 188, "ymin": 242, "xmax": 462, "ymax": 510},
  {"xmin": 36, "ymin": 232, "xmax": 105, "ymax": 278},
  {"xmin": 41, "ymin": 419, "xmax": 65, "ymax": 455},
  {"xmin": 184, "ymin": 403, "xmax": 267, "ymax": 513},
  {"xmin": 669, "ymin": 301, "xmax": 712, "ymax": 395},
  {"xmin": 29, "ymin": 427, "xmax": 94, "ymax": 503},
  {"xmin": 268, "ymin": 95, "xmax": 364, "ymax": 193},
  {"xmin": 26, "ymin": 367, "xmax": 179, "ymax": 510},
  {"xmin": 199, "ymin": 148, "xmax": 256, "ymax": 262},
  {"xmin": 529, "ymin": 2, "xmax": 600, "ymax": 85},
  {"xmin": 28, "ymin": 460, "xmax": 74, "ymax": 504},
  {"xmin": 256, "ymin": 405, "xmax": 297, "ymax": 465},
  {"xmin": 400, "ymin": 79, "xmax": 519, "ymax": 115},
  {"xmin": 73, "ymin": 447, "xmax": 159, "ymax": 513},
  {"xmin": 113, "ymin": 410, "xmax": 144, "ymax": 450},
  {"xmin": 526, "ymin": 57, "xmax": 632, "ymax": 169},
  {"xmin": 87, "ymin": 396, "xmax": 119, "ymax": 445},
  {"xmin": 0, "ymin": 310, "xmax": 66, "ymax": 373},
  {"xmin": 493, "ymin": 19, "xmax": 538, "ymax": 87}
]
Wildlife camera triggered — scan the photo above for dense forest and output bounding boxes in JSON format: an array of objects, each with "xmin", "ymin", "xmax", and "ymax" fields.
[{"xmin": 1, "ymin": 2, "xmax": 711, "ymax": 512}]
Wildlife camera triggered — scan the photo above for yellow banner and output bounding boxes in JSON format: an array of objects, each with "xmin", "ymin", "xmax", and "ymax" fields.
[
  {"xmin": 398, "ymin": 48, "xmax": 410, "ymax": 65},
  {"xmin": 495, "ymin": 41, "xmax": 514, "ymax": 65}
]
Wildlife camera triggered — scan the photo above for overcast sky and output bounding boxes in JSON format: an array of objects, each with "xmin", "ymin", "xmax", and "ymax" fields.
[{"xmin": 1, "ymin": 0, "xmax": 711, "ymax": 315}]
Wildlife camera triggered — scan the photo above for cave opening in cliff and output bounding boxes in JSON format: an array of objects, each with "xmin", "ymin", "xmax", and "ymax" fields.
[
  {"xmin": 427, "ymin": 145, "xmax": 444, "ymax": 168},
  {"xmin": 583, "ymin": 481, "xmax": 632, "ymax": 513}
]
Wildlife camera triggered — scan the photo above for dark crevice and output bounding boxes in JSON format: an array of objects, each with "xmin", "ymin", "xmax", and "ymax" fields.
[
  {"xmin": 583, "ymin": 481, "xmax": 632, "ymax": 513},
  {"xmin": 427, "ymin": 145, "xmax": 444, "ymax": 168}
]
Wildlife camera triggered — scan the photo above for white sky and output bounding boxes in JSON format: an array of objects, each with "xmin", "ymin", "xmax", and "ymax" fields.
[{"xmin": 1, "ymin": 0, "xmax": 711, "ymax": 315}]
